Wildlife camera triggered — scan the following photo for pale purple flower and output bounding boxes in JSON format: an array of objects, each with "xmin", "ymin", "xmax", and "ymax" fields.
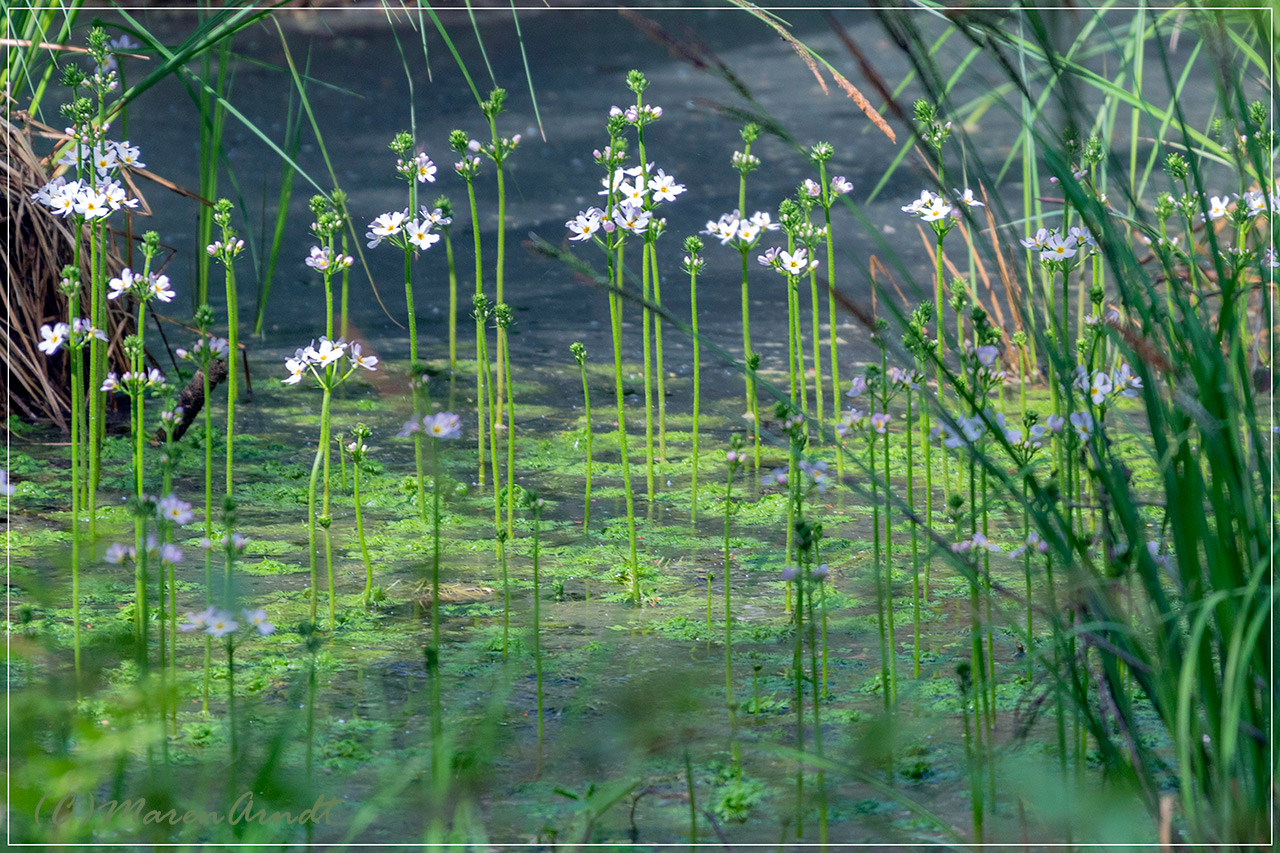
[
  {"xmin": 243, "ymin": 608, "xmax": 276, "ymax": 636},
  {"xmin": 205, "ymin": 610, "xmax": 239, "ymax": 638},
  {"xmin": 423, "ymin": 412, "xmax": 462, "ymax": 440},
  {"xmin": 104, "ymin": 543, "xmax": 135, "ymax": 564},
  {"xmin": 156, "ymin": 493, "xmax": 194, "ymax": 526},
  {"xmin": 1069, "ymin": 411, "xmax": 1093, "ymax": 440},
  {"xmin": 0, "ymin": 469, "xmax": 13, "ymax": 496},
  {"xmin": 181, "ymin": 606, "xmax": 217, "ymax": 632}
]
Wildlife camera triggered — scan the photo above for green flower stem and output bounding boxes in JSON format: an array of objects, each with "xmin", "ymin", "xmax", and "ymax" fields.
[
  {"xmin": 67, "ymin": 292, "xmax": 83, "ymax": 687},
  {"xmin": 791, "ymin": 571, "xmax": 805, "ymax": 839},
  {"xmin": 689, "ymin": 266, "xmax": 701, "ymax": 523},
  {"xmin": 430, "ymin": 439, "xmax": 442, "ymax": 669},
  {"xmin": 502, "ymin": 323, "xmax": 516, "ymax": 540},
  {"xmin": 405, "ymin": 246, "xmax": 429, "ymax": 527},
  {"xmin": 650, "ymin": 244, "xmax": 667, "ymax": 461},
  {"xmin": 478, "ymin": 319, "xmax": 508, "ymax": 658},
  {"xmin": 323, "ymin": 289, "xmax": 337, "ymax": 627},
  {"xmin": 723, "ymin": 461, "xmax": 741, "ymax": 778},
  {"xmin": 739, "ymin": 249, "xmax": 760, "ymax": 467},
  {"xmin": 340, "ymin": 232, "xmax": 351, "ymax": 340},
  {"xmin": 934, "ymin": 230, "xmax": 951, "ymax": 507},
  {"xmin": 641, "ymin": 240, "xmax": 656, "ymax": 501},
  {"xmin": 921, "ymin": 352, "xmax": 934, "ymax": 602},
  {"xmin": 819, "ymin": 163, "xmax": 842, "ymax": 481},
  {"xmin": 880, "ymin": 357, "xmax": 897, "ymax": 705},
  {"xmin": 609, "ymin": 246, "xmax": 641, "ymax": 604},
  {"xmin": 306, "ymin": 388, "xmax": 332, "ymax": 624},
  {"xmin": 444, "ymin": 226, "xmax": 457, "ymax": 372},
  {"xmin": 577, "ymin": 357, "xmax": 593, "ymax": 529},
  {"xmin": 202, "ymin": 346, "xmax": 214, "ymax": 712},
  {"xmin": 908, "ymin": 385, "xmax": 921, "ymax": 678},
  {"xmin": 806, "ymin": 573, "xmax": 828, "ymax": 846},
  {"xmin": 467, "ymin": 179, "xmax": 486, "ymax": 488},
  {"xmin": 494, "ymin": 159, "xmax": 508, "ymax": 425},
  {"xmin": 807, "ymin": 262, "xmax": 824, "ymax": 432},
  {"xmin": 869, "ymin": 429, "xmax": 888, "ymax": 713},
  {"xmin": 86, "ymin": 221, "xmax": 101, "ymax": 541},
  {"xmin": 225, "ymin": 261, "xmax": 239, "ymax": 501},
  {"xmin": 355, "ymin": 455, "xmax": 375, "ymax": 604}
]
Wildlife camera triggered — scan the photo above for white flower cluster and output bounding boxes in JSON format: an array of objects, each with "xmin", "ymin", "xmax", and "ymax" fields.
[
  {"xmin": 33, "ymin": 137, "xmax": 142, "ymax": 220},
  {"xmin": 107, "ymin": 267, "xmax": 175, "ymax": 304},
  {"xmin": 37, "ymin": 319, "xmax": 108, "ymax": 355},
  {"xmin": 701, "ymin": 210, "xmax": 779, "ymax": 249},
  {"xmin": 366, "ymin": 205, "xmax": 452, "ymax": 250},
  {"xmin": 282, "ymin": 337, "xmax": 378, "ymax": 385},
  {"xmin": 1019, "ymin": 226, "xmax": 1098, "ymax": 262}
]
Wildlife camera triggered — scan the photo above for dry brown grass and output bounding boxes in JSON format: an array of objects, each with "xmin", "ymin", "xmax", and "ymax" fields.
[{"xmin": 2, "ymin": 112, "xmax": 135, "ymax": 429}]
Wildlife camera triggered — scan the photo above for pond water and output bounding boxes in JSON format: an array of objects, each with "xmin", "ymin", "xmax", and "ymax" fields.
[{"xmin": 7, "ymin": 4, "xmax": 1247, "ymax": 847}]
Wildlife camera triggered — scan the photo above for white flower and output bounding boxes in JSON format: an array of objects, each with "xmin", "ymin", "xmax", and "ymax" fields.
[
  {"xmin": 1113, "ymin": 363, "xmax": 1142, "ymax": 397},
  {"xmin": 414, "ymin": 153, "xmax": 437, "ymax": 183},
  {"xmin": 73, "ymin": 318, "xmax": 108, "ymax": 343},
  {"xmin": 91, "ymin": 143, "xmax": 118, "ymax": 175},
  {"xmin": 901, "ymin": 189, "xmax": 936, "ymax": 215},
  {"xmin": 304, "ymin": 337, "xmax": 346, "ymax": 368},
  {"xmin": 778, "ymin": 249, "xmax": 815, "ymax": 275},
  {"xmin": 1040, "ymin": 234, "xmax": 1076, "ymax": 262},
  {"xmin": 649, "ymin": 169, "xmax": 685, "ymax": 203},
  {"xmin": 1088, "ymin": 370, "xmax": 1112, "ymax": 405},
  {"xmin": 366, "ymin": 211, "xmax": 407, "ymax": 248},
  {"xmin": 1069, "ymin": 411, "xmax": 1093, "ymax": 440},
  {"xmin": 736, "ymin": 221, "xmax": 761, "ymax": 244},
  {"xmin": 148, "ymin": 274, "xmax": 175, "ymax": 303},
  {"xmin": 108, "ymin": 269, "xmax": 137, "ymax": 300},
  {"xmin": 618, "ymin": 177, "xmax": 648, "ymax": 204},
  {"xmin": 1241, "ymin": 190, "xmax": 1267, "ymax": 218},
  {"xmin": 405, "ymin": 219, "xmax": 440, "ymax": 251},
  {"xmin": 113, "ymin": 140, "xmax": 145, "ymax": 169},
  {"xmin": 43, "ymin": 182, "xmax": 80, "ymax": 217},
  {"xmin": 1067, "ymin": 226, "xmax": 1097, "ymax": 253},
  {"xmin": 74, "ymin": 189, "xmax": 111, "ymax": 219},
  {"xmin": 349, "ymin": 342, "xmax": 378, "ymax": 370},
  {"xmin": 1020, "ymin": 228, "xmax": 1051, "ymax": 251},
  {"xmin": 306, "ymin": 245, "xmax": 333, "ymax": 271},
  {"xmin": 749, "ymin": 211, "xmax": 780, "ymax": 232},
  {"xmin": 918, "ymin": 195, "xmax": 954, "ymax": 222},
  {"xmin": 702, "ymin": 213, "xmax": 739, "ymax": 245},
  {"xmin": 1205, "ymin": 195, "xmax": 1230, "ymax": 221},
  {"xmin": 566, "ymin": 209, "xmax": 602, "ymax": 241},
  {"xmin": 100, "ymin": 373, "xmax": 119, "ymax": 392},
  {"xmin": 830, "ymin": 176, "xmax": 853, "ymax": 196},
  {"xmin": 954, "ymin": 187, "xmax": 984, "ymax": 207},
  {"xmin": 612, "ymin": 201, "xmax": 650, "ymax": 234},
  {"xmin": 421, "ymin": 207, "xmax": 452, "ymax": 227},
  {"xmin": 38, "ymin": 322, "xmax": 69, "ymax": 355},
  {"xmin": 803, "ymin": 179, "xmax": 822, "ymax": 197},
  {"xmin": 283, "ymin": 356, "xmax": 307, "ymax": 385},
  {"xmin": 101, "ymin": 180, "xmax": 137, "ymax": 211}
]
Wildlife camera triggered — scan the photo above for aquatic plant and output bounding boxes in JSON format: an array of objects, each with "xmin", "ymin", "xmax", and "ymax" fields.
[{"xmin": 286, "ymin": 335, "xmax": 378, "ymax": 624}]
